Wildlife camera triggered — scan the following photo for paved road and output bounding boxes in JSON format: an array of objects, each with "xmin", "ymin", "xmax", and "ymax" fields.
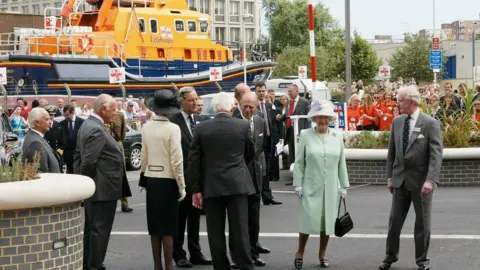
[{"xmin": 97, "ymin": 170, "xmax": 480, "ymax": 269}]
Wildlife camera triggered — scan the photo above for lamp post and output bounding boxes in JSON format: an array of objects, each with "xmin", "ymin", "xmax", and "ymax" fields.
[
  {"xmin": 432, "ymin": 0, "xmax": 437, "ymax": 88},
  {"xmin": 345, "ymin": 0, "xmax": 352, "ymax": 99},
  {"xmin": 242, "ymin": 13, "xmax": 253, "ymax": 84}
]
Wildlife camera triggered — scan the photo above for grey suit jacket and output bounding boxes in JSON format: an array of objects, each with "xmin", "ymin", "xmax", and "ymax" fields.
[
  {"xmin": 386, "ymin": 111, "xmax": 443, "ymax": 191},
  {"xmin": 22, "ymin": 130, "xmax": 61, "ymax": 173},
  {"xmin": 187, "ymin": 113, "xmax": 256, "ymax": 199},
  {"xmin": 281, "ymin": 96, "xmax": 311, "ymax": 131},
  {"xmin": 74, "ymin": 116, "xmax": 124, "ymax": 201}
]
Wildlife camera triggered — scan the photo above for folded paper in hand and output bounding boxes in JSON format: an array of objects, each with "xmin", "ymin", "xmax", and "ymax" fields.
[{"xmin": 276, "ymin": 140, "xmax": 284, "ymax": 156}]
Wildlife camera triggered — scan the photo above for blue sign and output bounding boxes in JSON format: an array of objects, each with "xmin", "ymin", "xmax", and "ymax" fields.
[
  {"xmin": 328, "ymin": 102, "xmax": 346, "ymax": 130},
  {"xmin": 429, "ymin": 50, "xmax": 442, "ymax": 70}
]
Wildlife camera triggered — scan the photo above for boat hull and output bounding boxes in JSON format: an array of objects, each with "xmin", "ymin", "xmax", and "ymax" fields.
[{"xmin": 0, "ymin": 55, "xmax": 276, "ymax": 96}]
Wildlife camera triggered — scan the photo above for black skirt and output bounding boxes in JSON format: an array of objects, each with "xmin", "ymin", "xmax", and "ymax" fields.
[{"xmin": 146, "ymin": 177, "xmax": 179, "ymax": 237}]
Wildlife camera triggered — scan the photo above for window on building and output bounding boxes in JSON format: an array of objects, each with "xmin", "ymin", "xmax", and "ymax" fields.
[
  {"xmin": 246, "ymin": 28, "xmax": 254, "ymax": 43},
  {"xmin": 187, "ymin": 21, "xmax": 197, "ymax": 32},
  {"xmin": 199, "ymin": 20, "xmax": 208, "ymax": 33},
  {"xmin": 21, "ymin": 6, "xmax": 29, "ymax": 13},
  {"xmin": 214, "ymin": 0, "xmax": 225, "ymax": 21},
  {"xmin": 230, "ymin": 27, "xmax": 240, "ymax": 42},
  {"xmin": 215, "ymin": 27, "xmax": 226, "ymax": 41},
  {"xmin": 244, "ymin": 1, "xmax": 254, "ymax": 23},
  {"xmin": 229, "ymin": 1, "xmax": 239, "ymax": 23},
  {"xmin": 43, "ymin": 3, "xmax": 50, "ymax": 10},
  {"xmin": 138, "ymin": 18, "xmax": 146, "ymax": 33},
  {"xmin": 10, "ymin": 6, "xmax": 18, "ymax": 11},
  {"xmin": 150, "ymin": 19, "xmax": 158, "ymax": 34},
  {"xmin": 32, "ymin": 4, "xmax": 39, "ymax": 13},
  {"xmin": 188, "ymin": 0, "xmax": 196, "ymax": 9},
  {"xmin": 199, "ymin": 0, "xmax": 210, "ymax": 14},
  {"xmin": 54, "ymin": 2, "xmax": 62, "ymax": 8},
  {"xmin": 1, "ymin": 0, "xmax": 8, "ymax": 4},
  {"xmin": 175, "ymin": 20, "xmax": 184, "ymax": 32}
]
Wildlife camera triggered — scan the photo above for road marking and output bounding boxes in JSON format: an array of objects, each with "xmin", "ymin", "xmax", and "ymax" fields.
[{"xmin": 109, "ymin": 232, "xmax": 480, "ymax": 240}]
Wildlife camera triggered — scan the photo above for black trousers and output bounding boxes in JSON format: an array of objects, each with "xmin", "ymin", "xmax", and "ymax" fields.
[
  {"xmin": 204, "ymin": 195, "xmax": 253, "ymax": 270},
  {"xmin": 261, "ymin": 149, "xmax": 274, "ymax": 203},
  {"xmin": 286, "ymin": 127, "xmax": 296, "ymax": 164},
  {"xmin": 173, "ymin": 194, "xmax": 202, "ymax": 261},
  {"xmin": 229, "ymin": 194, "xmax": 261, "ymax": 262},
  {"xmin": 83, "ymin": 199, "xmax": 117, "ymax": 270}
]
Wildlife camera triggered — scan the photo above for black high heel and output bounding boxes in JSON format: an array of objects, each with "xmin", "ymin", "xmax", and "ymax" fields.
[
  {"xmin": 320, "ymin": 258, "xmax": 329, "ymax": 268},
  {"xmin": 294, "ymin": 257, "xmax": 303, "ymax": 269}
]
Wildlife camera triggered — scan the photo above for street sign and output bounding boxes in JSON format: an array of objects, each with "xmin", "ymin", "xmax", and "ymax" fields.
[
  {"xmin": 209, "ymin": 67, "xmax": 222, "ymax": 81},
  {"xmin": 0, "ymin": 67, "xmax": 6, "ymax": 85},
  {"xmin": 298, "ymin": 66, "xmax": 307, "ymax": 79},
  {"xmin": 378, "ymin": 65, "xmax": 391, "ymax": 80},
  {"xmin": 429, "ymin": 50, "xmax": 442, "ymax": 71},
  {"xmin": 432, "ymin": 37, "xmax": 440, "ymax": 50},
  {"xmin": 109, "ymin": 67, "xmax": 126, "ymax": 84}
]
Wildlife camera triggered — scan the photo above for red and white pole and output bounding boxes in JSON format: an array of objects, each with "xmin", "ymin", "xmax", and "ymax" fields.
[{"xmin": 307, "ymin": 0, "xmax": 317, "ymax": 97}]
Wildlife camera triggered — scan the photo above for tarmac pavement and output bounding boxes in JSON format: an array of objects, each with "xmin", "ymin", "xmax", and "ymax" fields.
[{"xmin": 97, "ymin": 170, "xmax": 480, "ymax": 270}]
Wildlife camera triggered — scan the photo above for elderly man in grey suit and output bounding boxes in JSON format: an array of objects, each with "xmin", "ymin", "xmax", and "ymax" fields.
[
  {"xmin": 187, "ymin": 92, "xmax": 256, "ymax": 270},
  {"xmin": 379, "ymin": 86, "xmax": 443, "ymax": 270},
  {"xmin": 22, "ymin": 107, "xmax": 61, "ymax": 173},
  {"xmin": 229, "ymin": 92, "xmax": 267, "ymax": 269},
  {"xmin": 74, "ymin": 94, "xmax": 124, "ymax": 270}
]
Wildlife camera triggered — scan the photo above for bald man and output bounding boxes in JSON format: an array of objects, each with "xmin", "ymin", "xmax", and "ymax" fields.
[
  {"xmin": 233, "ymin": 83, "xmax": 251, "ymax": 117},
  {"xmin": 75, "ymin": 94, "xmax": 124, "ymax": 270}
]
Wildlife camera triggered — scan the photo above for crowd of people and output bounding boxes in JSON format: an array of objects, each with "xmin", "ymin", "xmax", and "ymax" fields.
[{"xmin": 12, "ymin": 80, "xmax": 445, "ymax": 270}]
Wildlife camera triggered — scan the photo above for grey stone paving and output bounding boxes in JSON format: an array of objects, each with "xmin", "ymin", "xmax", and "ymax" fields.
[{"xmin": 96, "ymin": 170, "xmax": 480, "ymax": 269}]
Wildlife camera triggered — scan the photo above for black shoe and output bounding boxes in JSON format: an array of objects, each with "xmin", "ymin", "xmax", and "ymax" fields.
[
  {"xmin": 320, "ymin": 258, "xmax": 329, "ymax": 268},
  {"xmin": 231, "ymin": 262, "xmax": 239, "ymax": 269},
  {"xmin": 257, "ymin": 245, "xmax": 270, "ymax": 254},
  {"xmin": 190, "ymin": 255, "xmax": 212, "ymax": 265},
  {"xmin": 175, "ymin": 258, "xmax": 192, "ymax": 268},
  {"xmin": 254, "ymin": 258, "xmax": 266, "ymax": 267},
  {"xmin": 418, "ymin": 265, "xmax": 430, "ymax": 270},
  {"xmin": 285, "ymin": 182, "xmax": 293, "ymax": 186},
  {"xmin": 121, "ymin": 206, "xmax": 133, "ymax": 213},
  {"xmin": 294, "ymin": 257, "xmax": 303, "ymax": 269},
  {"xmin": 263, "ymin": 200, "xmax": 282, "ymax": 205},
  {"xmin": 378, "ymin": 262, "xmax": 393, "ymax": 270}
]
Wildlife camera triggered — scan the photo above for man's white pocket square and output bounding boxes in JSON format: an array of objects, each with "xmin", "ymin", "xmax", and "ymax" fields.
[
  {"xmin": 418, "ymin": 134, "xmax": 425, "ymax": 139},
  {"xmin": 259, "ymin": 133, "xmax": 264, "ymax": 137}
]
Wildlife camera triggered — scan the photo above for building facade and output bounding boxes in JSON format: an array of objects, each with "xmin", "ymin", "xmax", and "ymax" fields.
[{"xmin": 0, "ymin": 0, "xmax": 263, "ymax": 44}]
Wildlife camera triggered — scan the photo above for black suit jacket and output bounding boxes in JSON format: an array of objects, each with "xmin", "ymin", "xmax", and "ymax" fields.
[
  {"xmin": 257, "ymin": 101, "xmax": 281, "ymax": 150},
  {"xmin": 187, "ymin": 113, "xmax": 256, "ymax": 199},
  {"xmin": 170, "ymin": 112, "xmax": 207, "ymax": 192},
  {"xmin": 60, "ymin": 116, "xmax": 84, "ymax": 166},
  {"xmin": 45, "ymin": 121, "xmax": 66, "ymax": 153}
]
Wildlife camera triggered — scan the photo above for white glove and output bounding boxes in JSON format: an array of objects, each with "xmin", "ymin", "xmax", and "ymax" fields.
[
  {"xmin": 294, "ymin": 187, "xmax": 303, "ymax": 199},
  {"xmin": 140, "ymin": 187, "xmax": 146, "ymax": 193},
  {"xmin": 179, "ymin": 188, "xmax": 186, "ymax": 202},
  {"xmin": 338, "ymin": 188, "xmax": 347, "ymax": 198}
]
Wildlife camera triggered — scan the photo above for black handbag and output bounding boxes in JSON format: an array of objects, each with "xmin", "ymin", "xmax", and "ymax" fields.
[
  {"xmin": 335, "ymin": 196, "xmax": 354, "ymax": 237},
  {"xmin": 139, "ymin": 172, "xmax": 147, "ymax": 188}
]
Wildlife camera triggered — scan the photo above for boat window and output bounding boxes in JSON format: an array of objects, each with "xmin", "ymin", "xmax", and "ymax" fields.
[
  {"xmin": 278, "ymin": 83, "xmax": 292, "ymax": 89},
  {"xmin": 150, "ymin": 19, "xmax": 158, "ymax": 34},
  {"xmin": 175, "ymin": 20, "xmax": 184, "ymax": 32},
  {"xmin": 138, "ymin": 18, "xmax": 146, "ymax": 33},
  {"xmin": 184, "ymin": 49, "xmax": 192, "ymax": 60},
  {"xmin": 199, "ymin": 21, "xmax": 208, "ymax": 33},
  {"xmin": 187, "ymin": 21, "xmax": 196, "ymax": 32}
]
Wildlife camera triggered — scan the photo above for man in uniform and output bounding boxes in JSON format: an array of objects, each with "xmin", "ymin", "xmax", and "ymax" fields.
[
  {"xmin": 44, "ymin": 105, "xmax": 66, "ymax": 172},
  {"xmin": 106, "ymin": 101, "xmax": 133, "ymax": 213}
]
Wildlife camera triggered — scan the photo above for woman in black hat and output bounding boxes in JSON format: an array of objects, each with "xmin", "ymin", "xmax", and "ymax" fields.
[{"xmin": 140, "ymin": 89, "xmax": 186, "ymax": 270}]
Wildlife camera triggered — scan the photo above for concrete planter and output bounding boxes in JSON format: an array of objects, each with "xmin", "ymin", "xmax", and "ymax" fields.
[
  {"xmin": 0, "ymin": 173, "xmax": 95, "ymax": 270},
  {"xmin": 345, "ymin": 148, "xmax": 480, "ymax": 186}
]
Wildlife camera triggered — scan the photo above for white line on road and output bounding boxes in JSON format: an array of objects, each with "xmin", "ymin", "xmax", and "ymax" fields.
[{"xmin": 109, "ymin": 232, "xmax": 480, "ymax": 240}]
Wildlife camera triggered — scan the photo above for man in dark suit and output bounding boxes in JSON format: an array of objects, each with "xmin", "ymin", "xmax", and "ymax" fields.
[
  {"xmin": 229, "ymin": 92, "xmax": 267, "ymax": 269},
  {"xmin": 276, "ymin": 84, "xmax": 310, "ymax": 185},
  {"xmin": 74, "ymin": 94, "xmax": 124, "ymax": 270},
  {"xmin": 379, "ymin": 86, "xmax": 443, "ymax": 270},
  {"xmin": 188, "ymin": 92, "xmax": 256, "ymax": 270},
  {"xmin": 170, "ymin": 86, "xmax": 212, "ymax": 268},
  {"xmin": 255, "ymin": 82, "xmax": 282, "ymax": 207},
  {"xmin": 233, "ymin": 83, "xmax": 252, "ymax": 117},
  {"xmin": 22, "ymin": 108, "xmax": 61, "ymax": 173},
  {"xmin": 44, "ymin": 105, "xmax": 66, "ymax": 172},
  {"xmin": 60, "ymin": 105, "xmax": 84, "ymax": 174}
]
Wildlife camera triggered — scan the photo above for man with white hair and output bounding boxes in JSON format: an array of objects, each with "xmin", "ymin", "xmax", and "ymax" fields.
[
  {"xmin": 74, "ymin": 94, "xmax": 124, "ymax": 270},
  {"xmin": 187, "ymin": 92, "xmax": 256, "ymax": 270},
  {"xmin": 379, "ymin": 86, "xmax": 443, "ymax": 270},
  {"xmin": 22, "ymin": 107, "xmax": 61, "ymax": 173}
]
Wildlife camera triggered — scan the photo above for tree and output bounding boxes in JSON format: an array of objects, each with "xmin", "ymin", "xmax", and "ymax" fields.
[
  {"xmin": 347, "ymin": 33, "xmax": 382, "ymax": 83},
  {"xmin": 389, "ymin": 34, "xmax": 446, "ymax": 82},
  {"xmin": 264, "ymin": 0, "xmax": 343, "ymax": 54}
]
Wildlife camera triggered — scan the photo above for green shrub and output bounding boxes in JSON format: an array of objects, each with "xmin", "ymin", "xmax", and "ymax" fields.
[{"xmin": 0, "ymin": 152, "xmax": 40, "ymax": 183}]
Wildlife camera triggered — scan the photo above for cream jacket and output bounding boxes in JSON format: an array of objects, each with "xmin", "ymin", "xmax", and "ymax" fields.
[{"xmin": 140, "ymin": 116, "xmax": 185, "ymax": 189}]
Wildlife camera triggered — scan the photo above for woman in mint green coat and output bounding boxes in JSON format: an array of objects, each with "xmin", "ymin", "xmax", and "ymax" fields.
[{"xmin": 292, "ymin": 100, "xmax": 350, "ymax": 269}]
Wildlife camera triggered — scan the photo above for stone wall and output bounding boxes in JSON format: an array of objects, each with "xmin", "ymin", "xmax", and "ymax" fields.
[
  {"xmin": 347, "ymin": 159, "xmax": 480, "ymax": 186},
  {"xmin": 0, "ymin": 202, "xmax": 83, "ymax": 270}
]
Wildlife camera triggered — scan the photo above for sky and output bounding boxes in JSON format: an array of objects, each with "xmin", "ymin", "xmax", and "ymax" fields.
[{"xmin": 314, "ymin": 0, "xmax": 480, "ymax": 39}]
